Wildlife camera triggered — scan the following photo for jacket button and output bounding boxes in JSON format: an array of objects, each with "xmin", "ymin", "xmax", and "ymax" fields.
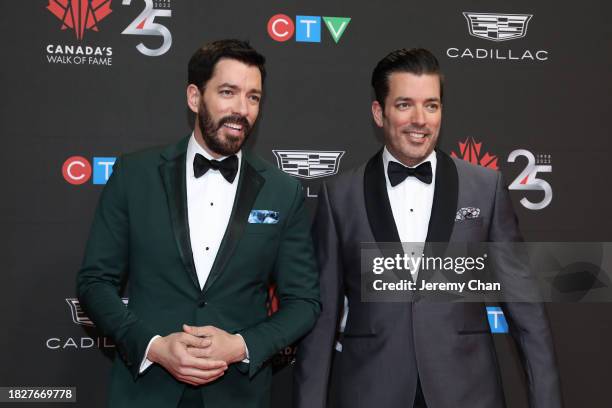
[{"xmin": 198, "ymin": 300, "xmax": 207, "ymax": 308}]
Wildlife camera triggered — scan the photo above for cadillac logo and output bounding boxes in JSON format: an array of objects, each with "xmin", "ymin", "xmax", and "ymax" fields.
[
  {"xmin": 273, "ymin": 150, "xmax": 345, "ymax": 179},
  {"xmin": 65, "ymin": 298, "xmax": 128, "ymax": 326},
  {"xmin": 463, "ymin": 12, "xmax": 532, "ymax": 42}
]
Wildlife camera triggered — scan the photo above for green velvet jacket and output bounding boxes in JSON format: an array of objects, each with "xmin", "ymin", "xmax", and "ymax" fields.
[{"xmin": 77, "ymin": 137, "xmax": 321, "ymax": 408}]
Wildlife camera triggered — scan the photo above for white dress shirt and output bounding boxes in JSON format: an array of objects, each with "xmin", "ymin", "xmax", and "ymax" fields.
[
  {"xmin": 186, "ymin": 135, "xmax": 241, "ymax": 287},
  {"xmin": 140, "ymin": 134, "xmax": 247, "ymax": 373},
  {"xmin": 383, "ymin": 147, "xmax": 437, "ymax": 279}
]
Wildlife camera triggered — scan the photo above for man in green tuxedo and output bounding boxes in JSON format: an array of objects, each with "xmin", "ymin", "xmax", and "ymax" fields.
[{"xmin": 77, "ymin": 39, "xmax": 320, "ymax": 408}]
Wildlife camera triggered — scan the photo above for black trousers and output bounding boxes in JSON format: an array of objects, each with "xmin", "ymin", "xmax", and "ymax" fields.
[
  {"xmin": 177, "ymin": 380, "xmax": 425, "ymax": 408},
  {"xmin": 178, "ymin": 386, "xmax": 203, "ymax": 408}
]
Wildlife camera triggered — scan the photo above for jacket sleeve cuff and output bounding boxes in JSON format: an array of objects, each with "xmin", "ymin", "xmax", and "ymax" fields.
[
  {"xmin": 138, "ymin": 335, "xmax": 161, "ymax": 374},
  {"xmin": 235, "ymin": 333, "xmax": 250, "ymax": 363}
]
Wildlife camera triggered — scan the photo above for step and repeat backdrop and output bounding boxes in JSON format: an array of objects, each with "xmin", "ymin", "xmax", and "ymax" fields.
[{"xmin": 1, "ymin": 1, "xmax": 611, "ymax": 407}]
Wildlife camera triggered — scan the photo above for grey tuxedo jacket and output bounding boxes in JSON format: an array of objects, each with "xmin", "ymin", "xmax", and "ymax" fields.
[{"xmin": 293, "ymin": 150, "xmax": 562, "ymax": 408}]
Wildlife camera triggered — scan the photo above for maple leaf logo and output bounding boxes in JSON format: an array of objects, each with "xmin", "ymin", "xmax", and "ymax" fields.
[
  {"xmin": 451, "ymin": 137, "xmax": 499, "ymax": 170},
  {"xmin": 47, "ymin": 0, "xmax": 112, "ymax": 41}
]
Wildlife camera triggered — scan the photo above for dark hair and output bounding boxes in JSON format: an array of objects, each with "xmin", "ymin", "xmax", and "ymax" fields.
[
  {"xmin": 371, "ymin": 48, "xmax": 443, "ymax": 108},
  {"xmin": 188, "ymin": 39, "xmax": 266, "ymax": 90}
]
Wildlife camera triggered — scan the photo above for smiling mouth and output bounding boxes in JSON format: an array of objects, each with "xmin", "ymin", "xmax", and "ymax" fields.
[
  {"xmin": 223, "ymin": 123, "xmax": 243, "ymax": 131},
  {"xmin": 405, "ymin": 131, "xmax": 429, "ymax": 140},
  {"xmin": 218, "ymin": 114, "xmax": 251, "ymax": 135}
]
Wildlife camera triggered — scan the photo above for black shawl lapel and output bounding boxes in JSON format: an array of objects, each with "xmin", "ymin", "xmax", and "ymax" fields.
[
  {"xmin": 363, "ymin": 148, "xmax": 459, "ymax": 298},
  {"xmin": 202, "ymin": 153, "xmax": 265, "ymax": 294},
  {"xmin": 364, "ymin": 149, "xmax": 401, "ymax": 244},
  {"xmin": 417, "ymin": 150, "xmax": 459, "ymax": 294},
  {"xmin": 159, "ymin": 137, "xmax": 200, "ymax": 290},
  {"xmin": 363, "ymin": 148, "xmax": 458, "ymax": 245},
  {"xmin": 425, "ymin": 150, "xmax": 459, "ymax": 244}
]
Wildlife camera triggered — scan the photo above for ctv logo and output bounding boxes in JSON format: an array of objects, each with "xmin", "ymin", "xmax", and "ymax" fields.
[
  {"xmin": 267, "ymin": 14, "xmax": 351, "ymax": 43},
  {"xmin": 62, "ymin": 156, "xmax": 116, "ymax": 185},
  {"xmin": 486, "ymin": 306, "xmax": 509, "ymax": 333}
]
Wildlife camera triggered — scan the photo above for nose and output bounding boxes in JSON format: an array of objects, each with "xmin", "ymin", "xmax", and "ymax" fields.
[
  {"xmin": 411, "ymin": 106, "xmax": 426, "ymax": 127},
  {"xmin": 233, "ymin": 95, "xmax": 249, "ymax": 117}
]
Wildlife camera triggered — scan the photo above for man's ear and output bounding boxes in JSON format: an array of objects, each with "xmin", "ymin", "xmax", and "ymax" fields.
[
  {"xmin": 372, "ymin": 100, "xmax": 384, "ymax": 128},
  {"xmin": 186, "ymin": 84, "xmax": 201, "ymax": 114}
]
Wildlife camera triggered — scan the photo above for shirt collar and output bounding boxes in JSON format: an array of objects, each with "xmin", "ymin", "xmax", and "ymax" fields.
[
  {"xmin": 383, "ymin": 146, "xmax": 437, "ymax": 168},
  {"xmin": 186, "ymin": 132, "xmax": 242, "ymax": 180}
]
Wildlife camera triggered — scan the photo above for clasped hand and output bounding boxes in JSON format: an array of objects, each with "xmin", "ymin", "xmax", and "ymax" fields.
[{"xmin": 147, "ymin": 324, "xmax": 247, "ymax": 386}]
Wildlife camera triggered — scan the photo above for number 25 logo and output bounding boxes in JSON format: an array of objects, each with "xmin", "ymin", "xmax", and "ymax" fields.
[
  {"xmin": 508, "ymin": 149, "xmax": 552, "ymax": 210},
  {"xmin": 122, "ymin": 0, "xmax": 172, "ymax": 57}
]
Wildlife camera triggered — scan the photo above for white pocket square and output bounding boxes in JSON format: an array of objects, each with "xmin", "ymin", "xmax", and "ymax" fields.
[
  {"xmin": 248, "ymin": 210, "xmax": 279, "ymax": 224},
  {"xmin": 455, "ymin": 207, "xmax": 480, "ymax": 222}
]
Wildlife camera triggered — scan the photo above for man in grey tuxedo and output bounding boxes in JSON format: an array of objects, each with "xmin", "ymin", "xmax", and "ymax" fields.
[{"xmin": 293, "ymin": 48, "xmax": 562, "ymax": 408}]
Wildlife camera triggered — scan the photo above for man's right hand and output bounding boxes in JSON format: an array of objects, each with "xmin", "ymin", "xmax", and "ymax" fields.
[{"xmin": 147, "ymin": 332, "xmax": 228, "ymax": 386}]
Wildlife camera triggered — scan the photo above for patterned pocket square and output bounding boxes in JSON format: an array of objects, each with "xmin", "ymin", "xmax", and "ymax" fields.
[
  {"xmin": 455, "ymin": 207, "xmax": 481, "ymax": 222},
  {"xmin": 248, "ymin": 210, "xmax": 279, "ymax": 224}
]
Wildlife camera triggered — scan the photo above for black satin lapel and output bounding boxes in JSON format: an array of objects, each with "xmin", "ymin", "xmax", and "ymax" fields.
[
  {"xmin": 426, "ymin": 150, "xmax": 459, "ymax": 244},
  {"xmin": 413, "ymin": 151, "xmax": 459, "ymax": 293},
  {"xmin": 159, "ymin": 155, "xmax": 199, "ymax": 290},
  {"xmin": 202, "ymin": 161, "xmax": 264, "ymax": 294},
  {"xmin": 364, "ymin": 150, "xmax": 401, "ymax": 243}
]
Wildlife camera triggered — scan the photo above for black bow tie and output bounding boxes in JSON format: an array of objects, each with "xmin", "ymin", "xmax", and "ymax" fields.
[
  {"xmin": 387, "ymin": 160, "xmax": 433, "ymax": 186},
  {"xmin": 193, "ymin": 153, "xmax": 239, "ymax": 183}
]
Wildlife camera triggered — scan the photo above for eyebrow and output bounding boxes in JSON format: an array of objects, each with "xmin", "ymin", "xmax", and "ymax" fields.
[
  {"xmin": 394, "ymin": 96, "xmax": 441, "ymax": 103},
  {"xmin": 217, "ymin": 82, "xmax": 262, "ymax": 95}
]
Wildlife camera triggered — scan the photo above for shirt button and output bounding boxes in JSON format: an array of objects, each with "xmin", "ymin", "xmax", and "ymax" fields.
[
  {"xmin": 205, "ymin": 247, "xmax": 209, "ymax": 251},
  {"xmin": 210, "ymin": 202, "xmax": 214, "ymax": 206},
  {"xmin": 198, "ymin": 300, "xmax": 207, "ymax": 308},
  {"xmin": 410, "ymin": 208, "xmax": 414, "ymax": 212}
]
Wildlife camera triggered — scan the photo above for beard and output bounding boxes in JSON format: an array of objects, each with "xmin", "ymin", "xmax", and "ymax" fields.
[{"xmin": 197, "ymin": 100, "xmax": 252, "ymax": 156}]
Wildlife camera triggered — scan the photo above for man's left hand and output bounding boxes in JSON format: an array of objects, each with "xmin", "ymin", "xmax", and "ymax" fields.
[{"xmin": 183, "ymin": 324, "xmax": 247, "ymax": 364}]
